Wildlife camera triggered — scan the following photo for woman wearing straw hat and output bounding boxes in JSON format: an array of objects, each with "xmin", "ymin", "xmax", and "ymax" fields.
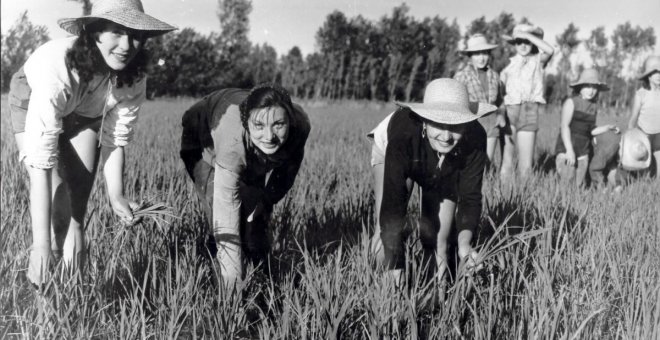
[
  {"xmin": 499, "ymin": 24, "xmax": 554, "ymax": 179},
  {"xmin": 180, "ymin": 84, "xmax": 310, "ymax": 285},
  {"xmin": 7, "ymin": 0, "xmax": 176, "ymax": 287},
  {"xmin": 367, "ymin": 78, "xmax": 496, "ymax": 283},
  {"xmin": 628, "ymin": 55, "xmax": 660, "ymax": 175},
  {"xmin": 554, "ymin": 68, "xmax": 619, "ymax": 186},
  {"xmin": 454, "ymin": 33, "xmax": 509, "ymax": 165}
]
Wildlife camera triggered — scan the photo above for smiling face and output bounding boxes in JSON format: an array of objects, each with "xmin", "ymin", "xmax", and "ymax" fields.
[
  {"xmin": 95, "ymin": 22, "xmax": 144, "ymax": 71},
  {"xmin": 424, "ymin": 122, "xmax": 467, "ymax": 154},
  {"xmin": 469, "ymin": 50, "xmax": 491, "ymax": 70},
  {"xmin": 247, "ymin": 106, "xmax": 290, "ymax": 155},
  {"xmin": 579, "ymin": 85, "xmax": 599, "ymax": 101},
  {"xmin": 514, "ymin": 39, "xmax": 533, "ymax": 57}
]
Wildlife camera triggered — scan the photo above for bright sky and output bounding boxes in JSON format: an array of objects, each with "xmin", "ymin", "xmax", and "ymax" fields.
[{"xmin": 2, "ymin": 0, "xmax": 659, "ymax": 57}]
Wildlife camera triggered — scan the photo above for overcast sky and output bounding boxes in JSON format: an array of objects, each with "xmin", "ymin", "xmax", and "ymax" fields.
[{"xmin": 2, "ymin": 0, "xmax": 659, "ymax": 56}]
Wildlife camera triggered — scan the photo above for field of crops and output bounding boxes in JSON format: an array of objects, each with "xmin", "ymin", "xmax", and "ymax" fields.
[{"xmin": 1, "ymin": 95, "xmax": 658, "ymax": 339}]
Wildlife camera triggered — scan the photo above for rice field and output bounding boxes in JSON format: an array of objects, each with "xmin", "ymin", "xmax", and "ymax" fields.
[{"xmin": 0, "ymin": 95, "xmax": 658, "ymax": 339}]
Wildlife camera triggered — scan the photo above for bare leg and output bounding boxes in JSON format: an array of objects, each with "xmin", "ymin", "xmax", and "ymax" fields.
[
  {"xmin": 57, "ymin": 127, "xmax": 100, "ymax": 273},
  {"xmin": 485, "ymin": 137, "xmax": 497, "ymax": 164},
  {"xmin": 500, "ymin": 132, "xmax": 516, "ymax": 180},
  {"xmin": 516, "ymin": 131, "xmax": 536, "ymax": 177},
  {"xmin": 575, "ymin": 156, "xmax": 589, "ymax": 187}
]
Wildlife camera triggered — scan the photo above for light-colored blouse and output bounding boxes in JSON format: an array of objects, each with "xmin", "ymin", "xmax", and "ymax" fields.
[
  {"xmin": 636, "ymin": 88, "xmax": 660, "ymax": 134},
  {"xmin": 21, "ymin": 37, "xmax": 145, "ymax": 169},
  {"xmin": 501, "ymin": 54, "xmax": 546, "ymax": 105}
]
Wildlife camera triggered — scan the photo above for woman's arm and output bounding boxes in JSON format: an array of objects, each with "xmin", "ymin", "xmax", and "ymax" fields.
[
  {"xmin": 26, "ymin": 166, "xmax": 52, "ymax": 248},
  {"xmin": 212, "ymin": 164, "xmax": 243, "ymax": 281},
  {"xmin": 101, "ymin": 145, "xmax": 134, "ymax": 222},
  {"xmin": 628, "ymin": 91, "xmax": 643, "ymax": 129},
  {"xmin": 517, "ymin": 32, "xmax": 555, "ymax": 65},
  {"xmin": 591, "ymin": 124, "xmax": 619, "ymax": 136},
  {"xmin": 559, "ymin": 98, "xmax": 576, "ymax": 165}
]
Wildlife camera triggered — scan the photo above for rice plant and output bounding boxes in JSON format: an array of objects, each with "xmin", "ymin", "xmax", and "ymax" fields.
[{"xmin": 1, "ymin": 96, "xmax": 658, "ymax": 339}]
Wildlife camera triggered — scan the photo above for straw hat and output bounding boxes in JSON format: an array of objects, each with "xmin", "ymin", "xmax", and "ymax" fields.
[
  {"xmin": 58, "ymin": 0, "xmax": 177, "ymax": 37},
  {"xmin": 460, "ymin": 34, "xmax": 498, "ymax": 53},
  {"xmin": 395, "ymin": 78, "xmax": 497, "ymax": 125},
  {"xmin": 639, "ymin": 55, "xmax": 660, "ymax": 80},
  {"xmin": 503, "ymin": 24, "xmax": 544, "ymax": 43},
  {"xmin": 570, "ymin": 68, "xmax": 610, "ymax": 91},
  {"xmin": 619, "ymin": 128, "xmax": 651, "ymax": 171}
]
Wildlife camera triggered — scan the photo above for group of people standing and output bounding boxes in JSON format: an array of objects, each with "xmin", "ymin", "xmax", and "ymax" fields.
[{"xmin": 8, "ymin": 0, "xmax": 660, "ymax": 292}]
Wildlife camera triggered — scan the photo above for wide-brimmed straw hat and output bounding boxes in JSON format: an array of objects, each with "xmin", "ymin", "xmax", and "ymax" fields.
[
  {"xmin": 395, "ymin": 78, "xmax": 497, "ymax": 125},
  {"xmin": 619, "ymin": 128, "xmax": 651, "ymax": 171},
  {"xmin": 639, "ymin": 55, "xmax": 660, "ymax": 80},
  {"xmin": 570, "ymin": 68, "xmax": 610, "ymax": 91},
  {"xmin": 58, "ymin": 0, "xmax": 177, "ymax": 37},
  {"xmin": 460, "ymin": 34, "xmax": 498, "ymax": 53},
  {"xmin": 503, "ymin": 24, "xmax": 544, "ymax": 43}
]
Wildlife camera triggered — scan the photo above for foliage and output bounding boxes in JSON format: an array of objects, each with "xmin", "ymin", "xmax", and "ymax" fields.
[
  {"xmin": 550, "ymin": 23, "xmax": 582, "ymax": 103},
  {"xmin": 0, "ymin": 3, "xmax": 656, "ymax": 108},
  {"xmin": 0, "ymin": 11, "xmax": 49, "ymax": 93},
  {"xmin": 146, "ymin": 28, "xmax": 224, "ymax": 97}
]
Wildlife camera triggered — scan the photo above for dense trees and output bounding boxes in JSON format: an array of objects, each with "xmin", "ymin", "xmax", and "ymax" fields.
[
  {"xmin": 1, "ymin": 2, "xmax": 656, "ymax": 108},
  {"xmin": 0, "ymin": 11, "xmax": 49, "ymax": 92}
]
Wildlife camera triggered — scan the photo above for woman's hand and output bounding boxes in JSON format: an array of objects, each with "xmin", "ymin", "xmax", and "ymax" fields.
[
  {"xmin": 564, "ymin": 149, "xmax": 577, "ymax": 166},
  {"xmin": 110, "ymin": 196, "xmax": 138, "ymax": 225},
  {"xmin": 247, "ymin": 201, "xmax": 264, "ymax": 223},
  {"xmin": 458, "ymin": 247, "xmax": 483, "ymax": 272},
  {"xmin": 608, "ymin": 124, "xmax": 620, "ymax": 134}
]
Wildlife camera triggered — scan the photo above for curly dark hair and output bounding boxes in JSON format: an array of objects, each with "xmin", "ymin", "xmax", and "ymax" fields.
[
  {"xmin": 239, "ymin": 83, "xmax": 295, "ymax": 130},
  {"xmin": 65, "ymin": 19, "xmax": 149, "ymax": 88}
]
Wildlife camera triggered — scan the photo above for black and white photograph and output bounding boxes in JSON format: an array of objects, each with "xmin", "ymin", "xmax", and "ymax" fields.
[{"xmin": 1, "ymin": 0, "xmax": 659, "ymax": 338}]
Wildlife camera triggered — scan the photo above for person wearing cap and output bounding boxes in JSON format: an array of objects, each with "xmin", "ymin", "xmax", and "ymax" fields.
[
  {"xmin": 180, "ymin": 84, "xmax": 310, "ymax": 285},
  {"xmin": 367, "ymin": 78, "xmax": 496, "ymax": 283},
  {"xmin": 499, "ymin": 24, "xmax": 555, "ymax": 178},
  {"xmin": 554, "ymin": 68, "xmax": 619, "ymax": 186},
  {"xmin": 628, "ymin": 55, "xmax": 660, "ymax": 175},
  {"xmin": 454, "ymin": 34, "xmax": 509, "ymax": 165},
  {"xmin": 7, "ymin": 0, "xmax": 176, "ymax": 287}
]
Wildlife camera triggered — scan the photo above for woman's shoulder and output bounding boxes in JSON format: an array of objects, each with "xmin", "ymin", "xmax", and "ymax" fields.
[
  {"xmin": 387, "ymin": 108, "xmax": 421, "ymax": 142},
  {"xmin": 453, "ymin": 66, "xmax": 471, "ymax": 80},
  {"xmin": 24, "ymin": 37, "xmax": 77, "ymax": 80},
  {"xmin": 291, "ymin": 103, "xmax": 311, "ymax": 136},
  {"xmin": 25, "ymin": 37, "xmax": 75, "ymax": 65},
  {"xmin": 635, "ymin": 87, "xmax": 649, "ymax": 98}
]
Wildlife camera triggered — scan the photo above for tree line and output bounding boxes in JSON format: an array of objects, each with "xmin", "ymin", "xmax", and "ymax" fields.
[{"xmin": 1, "ymin": 1, "xmax": 656, "ymax": 109}]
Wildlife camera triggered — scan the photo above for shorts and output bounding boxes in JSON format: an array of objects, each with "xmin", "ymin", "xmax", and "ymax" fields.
[
  {"xmin": 506, "ymin": 102, "xmax": 540, "ymax": 132},
  {"xmin": 648, "ymin": 132, "xmax": 660, "ymax": 152},
  {"xmin": 9, "ymin": 67, "xmax": 102, "ymax": 139},
  {"xmin": 478, "ymin": 106, "xmax": 511, "ymax": 138}
]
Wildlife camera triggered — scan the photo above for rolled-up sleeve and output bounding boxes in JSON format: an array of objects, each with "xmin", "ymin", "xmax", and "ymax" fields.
[
  {"xmin": 211, "ymin": 106, "xmax": 247, "ymax": 238},
  {"xmin": 22, "ymin": 61, "xmax": 71, "ymax": 169},
  {"xmin": 455, "ymin": 147, "xmax": 487, "ymax": 234},
  {"xmin": 212, "ymin": 164, "xmax": 242, "ymax": 237},
  {"xmin": 379, "ymin": 137, "xmax": 411, "ymax": 269},
  {"xmin": 100, "ymin": 77, "xmax": 146, "ymax": 148}
]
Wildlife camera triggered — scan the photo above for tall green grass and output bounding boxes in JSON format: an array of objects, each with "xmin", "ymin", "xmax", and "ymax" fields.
[{"xmin": 1, "ymin": 96, "xmax": 658, "ymax": 338}]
